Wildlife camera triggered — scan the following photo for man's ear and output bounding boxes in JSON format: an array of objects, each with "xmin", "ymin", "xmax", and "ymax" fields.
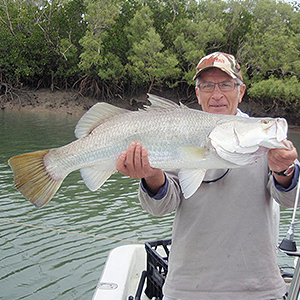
[
  {"xmin": 195, "ymin": 86, "xmax": 201, "ymax": 105},
  {"xmin": 239, "ymin": 84, "xmax": 246, "ymax": 103}
]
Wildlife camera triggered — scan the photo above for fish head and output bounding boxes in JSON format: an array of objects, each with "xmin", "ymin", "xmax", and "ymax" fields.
[
  {"xmin": 209, "ymin": 116, "xmax": 290, "ymax": 166},
  {"xmin": 233, "ymin": 117, "xmax": 290, "ymax": 150}
]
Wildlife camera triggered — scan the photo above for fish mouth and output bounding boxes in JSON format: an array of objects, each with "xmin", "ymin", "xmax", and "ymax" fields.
[
  {"xmin": 275, "ymin": 118, "xmax": 287, "ymax": 140},
  {"xmin": 263, "ymin": 118, "xmax": 289, "ymax": 148},
  {"xmin": 274, "ymin": 118, "xmax": 291, "ymax": 149}
]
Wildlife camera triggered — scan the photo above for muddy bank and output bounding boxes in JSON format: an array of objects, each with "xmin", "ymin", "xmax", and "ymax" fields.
[
  {"xmin": 0, "ymin": 89, "xmax": 96, "ymax": 116},
  {"xmin": 1, "ymin": 88, "xmax": 299, "ymax": 126},
  {"xmin": 0, "ymin": 88, "xmax": 153, "ymax": 116}
]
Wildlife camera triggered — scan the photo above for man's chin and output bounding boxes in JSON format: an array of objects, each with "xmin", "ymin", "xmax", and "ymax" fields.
[{"xmin": 208, "ymin": 106, "xmax": 229, "ymax": 114}]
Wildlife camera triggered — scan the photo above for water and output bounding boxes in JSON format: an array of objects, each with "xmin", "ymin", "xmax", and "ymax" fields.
[{"xmin": 0, "ymin": 110, "xmax": 300, "ymax": 300}]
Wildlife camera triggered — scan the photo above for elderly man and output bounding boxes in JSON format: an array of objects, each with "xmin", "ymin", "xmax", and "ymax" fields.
[{"xmin": 117, "ymin": 52, "xmax": 299, "ymax": 300}]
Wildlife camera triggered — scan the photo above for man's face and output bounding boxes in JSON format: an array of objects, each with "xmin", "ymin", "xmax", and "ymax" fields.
[{"xmin": 195, "ymin": 68, "xmax": 245, "ymax": 115}]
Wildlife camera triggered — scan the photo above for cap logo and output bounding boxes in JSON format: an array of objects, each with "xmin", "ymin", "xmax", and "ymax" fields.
[
  {"xmin": 203, "ymin": 57, "xmax": 225, "ymax": 66},
  {"xmin": 193, "ymin": 52, "xmax": 243, "ymax": 82}
]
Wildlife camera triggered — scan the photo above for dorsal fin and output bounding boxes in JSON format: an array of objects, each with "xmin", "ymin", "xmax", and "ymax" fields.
[
  {"xmin": 75, "ymin": 102, "xmax": 130, "ymax": 138},
  {"xmin": 147, "ymin": 94, "xmax": 180, "ymax": 110}
]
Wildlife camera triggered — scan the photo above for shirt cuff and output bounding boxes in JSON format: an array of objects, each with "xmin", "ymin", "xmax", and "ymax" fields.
[
  {"xmin": 140, "ymin": 173, "xmax": 168, "ymax": 200},
  {"xmin": 274, "ymin": 164, "xmax": 300, "ymax": 192}
]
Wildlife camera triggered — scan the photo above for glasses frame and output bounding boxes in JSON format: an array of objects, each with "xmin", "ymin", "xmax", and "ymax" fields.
[{"xmin": 197, "ymin": 81, "xmax": 241, "ymax": 92}]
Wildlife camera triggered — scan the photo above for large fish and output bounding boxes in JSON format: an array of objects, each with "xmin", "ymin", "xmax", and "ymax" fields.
[{"xmin": 8, "ymin": 94, "xmax": 290, "ymax": 208}]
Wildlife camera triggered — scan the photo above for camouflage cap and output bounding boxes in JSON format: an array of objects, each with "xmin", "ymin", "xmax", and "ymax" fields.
[{"xmin": 193, "ymin": 52, "xmax": 243, "ymax": 82}]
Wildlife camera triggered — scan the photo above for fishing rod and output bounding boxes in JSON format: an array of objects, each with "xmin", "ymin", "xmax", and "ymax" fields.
[
  {"xmin": 278, "ymin": 166, "xmax": 300, "ymax": 252},
  {"xmin": 277, "ymin": 166, "xmax": 300, "ymax": 300}
]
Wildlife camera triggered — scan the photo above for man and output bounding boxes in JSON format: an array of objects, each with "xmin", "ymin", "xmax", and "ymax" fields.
[{"xmin": 117, "ymin": 52, "xmax": 299, "ymax": 300}]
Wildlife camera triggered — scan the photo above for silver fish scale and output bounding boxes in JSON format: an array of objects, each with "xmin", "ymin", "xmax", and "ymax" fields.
[
  {"xmin": 113, "ymin": 109, "xmax": 216, "ymax": 166},
  {"xmin": 46, "ymin": 107, "xmax": 221, "ymax": 178}
]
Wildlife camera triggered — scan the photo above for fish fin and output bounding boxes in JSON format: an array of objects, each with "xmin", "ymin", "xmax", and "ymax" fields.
[
  {"xmin": 177, "ymin": 147, "xmax": 207, "ymax": 198},
  {"xmin": 8, "ymin": 150, "xmax": 63, "ymax": 208},
  {"xmin": 147, "ymin": 94, "xmax": 180, "ymax": 110},
  {"xmin": 179, "ymin": 146, "xmax": 208, "ymax": 161},
  {"xmin": 179, "ymin": 102, "xmax": 188, "ymax": 109},
  {"xmin": 178, "ymin": 169, "xmax": 206, "ymax": 199},
  {"xmin": 80, "ymin": 166, "xmax": 116, "ymax": 191},
  {"xmin": 75, "ymin": 103, "xmax": 130, "ymax": 139}
]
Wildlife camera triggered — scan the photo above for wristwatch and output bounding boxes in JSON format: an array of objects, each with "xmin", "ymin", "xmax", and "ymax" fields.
[{"xmin": 273, "ymin": 163, "xmax": 295, "ymax": 177}]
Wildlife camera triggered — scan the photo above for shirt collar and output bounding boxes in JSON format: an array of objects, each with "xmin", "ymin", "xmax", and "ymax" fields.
[{"xmin": 236, "ymin": 108, "xmax": 249, "ymax": 118}]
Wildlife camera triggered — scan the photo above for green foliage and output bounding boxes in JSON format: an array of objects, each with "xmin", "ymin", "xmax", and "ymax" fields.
[
  {"xmin": 125, "ymin": 6, "xmax": 180, "ymax": 92},
  {"xmin": 1, "ymin": 0, "xmax": 300, "ymax": 111},
  {"xmin": 248, "ymin": 76, "xmax": 300, "ymax": 105},
  {"xmin": 171, "ymin": 18, "xmax": 225, "ymax": 84},
  {"xmin": 79, "ymin": 0, "xmax": 130, "ymax": 88},
  {"xmin": 127, "ymin": 27, "xmax": 180, "ymax": 91},
  {"xmin": 239, "ymin": 0, "xmax": 300, "ymax": 79},
  {"xmin": 0, "ymin": 0, "xmax": 86, "ymax": 88},
  {"xmin": 221, "ymin": 0, "xmax": 254, "ymax": 54}
]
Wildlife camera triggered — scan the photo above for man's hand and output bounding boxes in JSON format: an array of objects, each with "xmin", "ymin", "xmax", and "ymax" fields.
[
  {"xmin": 268, "ymin": 141, "xmax": 298, "ymax": 188},
  {"xmin": 116, "ymin": 142, "xmax": 165, "ymax": 194}
]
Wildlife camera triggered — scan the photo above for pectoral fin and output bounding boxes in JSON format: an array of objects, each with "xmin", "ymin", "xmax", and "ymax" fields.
[
  {"xmin": 80, "ymin": 166, "xmax": 116, "ymax": 191},
  {"xmin": 179, "ymin": 146, "xmax": 208, "ymax": 161},
  {"xmin": 178, "ymin": 169, "xmax": 206, "ymax": 199}
]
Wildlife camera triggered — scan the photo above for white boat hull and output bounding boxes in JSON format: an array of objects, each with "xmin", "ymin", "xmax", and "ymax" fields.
[{"xmin": 92, "ymin": 244, "xmax": 149, "ymax": 300}]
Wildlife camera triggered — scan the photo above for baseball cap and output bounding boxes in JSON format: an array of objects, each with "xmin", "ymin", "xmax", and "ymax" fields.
[{"xmin": 193, "ymin": 52, "xmax": 243, "ymax": 82}]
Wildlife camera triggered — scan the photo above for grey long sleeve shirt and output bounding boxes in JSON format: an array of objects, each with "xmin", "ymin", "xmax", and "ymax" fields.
[{"xmin": 139, "ymin": 158, "xmax": 300, "ymax": 300}]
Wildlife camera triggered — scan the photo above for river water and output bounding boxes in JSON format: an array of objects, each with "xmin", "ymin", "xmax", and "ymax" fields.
[{"xmin": 0, "ymin": 110, "xmax": 300, "ymax": 300}]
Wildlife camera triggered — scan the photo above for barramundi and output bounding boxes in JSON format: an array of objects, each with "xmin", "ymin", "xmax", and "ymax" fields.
[{"xmin": 8, "ymin": 94, "xmax": 290, "ymax": 208}]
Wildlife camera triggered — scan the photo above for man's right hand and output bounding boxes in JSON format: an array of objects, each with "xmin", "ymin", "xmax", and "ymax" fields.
[{"xmin": 116, "ymin": 142, "xmax": 165, "ymax": 194}]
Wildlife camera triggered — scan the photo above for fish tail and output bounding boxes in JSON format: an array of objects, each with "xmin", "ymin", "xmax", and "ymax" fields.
[{"xmin": 8, "ymin": 150, "xmax": 63, "ymax": 208}]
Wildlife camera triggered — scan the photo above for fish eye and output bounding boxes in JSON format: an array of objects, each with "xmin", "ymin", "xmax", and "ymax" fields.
[{"xmin": 262, "ymin": 120, "xmax": 269, "ymax": 124}]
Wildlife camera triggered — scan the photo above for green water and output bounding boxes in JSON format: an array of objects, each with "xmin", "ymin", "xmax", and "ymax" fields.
[
  {"xmin": 0, "ymin": 110, "xmax": 173, "ymax": 300},
  {"xmin": 0, "ymin": 110, "xmax": 299, "ymax": 300}
]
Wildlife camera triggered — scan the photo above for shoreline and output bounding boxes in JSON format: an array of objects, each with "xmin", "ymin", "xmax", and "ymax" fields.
[
  {"xmin": 1, "ymin": 89, "xmax": 299, "ymax": 129},
  {"xmin": 0, "ymin": 88, "xmax": 150, "ymax": 117},
  {"xmin": 0, "ymin": 89, "xmax": 95, "ymax": 116}
]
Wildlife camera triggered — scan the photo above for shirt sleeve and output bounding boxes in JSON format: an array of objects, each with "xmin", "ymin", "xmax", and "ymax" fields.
[
  {"xmin": 138, "ymin": 170, "xmax": 182, "ymax": 216},
  {"xmin": 273, "ymin": 164, "xmax": 299, "ymax": 192},
  {"xmin": 140, "ymin": 174, "xmax": 169, "ymax": 200},
  {"xmin": 270, "ymin": 161, "xmax": 300, "ymax": 208}
]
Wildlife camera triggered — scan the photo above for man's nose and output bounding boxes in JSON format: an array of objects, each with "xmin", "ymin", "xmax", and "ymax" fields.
[{"xmin": 211, "ymin": 85, "xmax": 224, "ymax": 98}]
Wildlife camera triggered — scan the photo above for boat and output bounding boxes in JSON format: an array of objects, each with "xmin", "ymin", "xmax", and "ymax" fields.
[
  {"xmin": 92, "ymin": 239, "xmax": 170, "ymax": 300},
  {"xmin": 92, "ymin": 236, "xmax": 300, "ymax": 300}
]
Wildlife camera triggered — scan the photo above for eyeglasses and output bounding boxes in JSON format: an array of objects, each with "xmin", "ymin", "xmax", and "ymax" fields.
[{"xmin": 197, "ymin": 81, "xmax": 240, "ymax": 92}]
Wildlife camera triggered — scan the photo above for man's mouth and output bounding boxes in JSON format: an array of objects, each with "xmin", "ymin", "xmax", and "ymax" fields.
[{"xmin": 210, "ymin": 104, "xmax": 227, "ymax": 109}]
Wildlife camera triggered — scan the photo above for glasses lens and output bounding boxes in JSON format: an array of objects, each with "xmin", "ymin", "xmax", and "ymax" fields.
[
  {"xmin": 199, "ymin": 82, "xmax": 215, "ymax": 92},
  {"xmin": 198, "ymin": 81, "xmax": 239, "ymax": 92},
  {"xmin": 219, "ymin": 82, "xmax": 235, "ymax": 91}
]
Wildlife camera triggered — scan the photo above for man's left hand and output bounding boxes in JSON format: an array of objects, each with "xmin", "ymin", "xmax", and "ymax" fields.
[{"xmin": 268, "ymin": 141, "xmax": 298, "ymax": 188}]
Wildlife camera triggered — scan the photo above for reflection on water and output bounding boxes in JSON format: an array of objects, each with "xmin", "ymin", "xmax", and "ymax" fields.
[{"xmin": 0, "ymin": 110, "xmax": 300, "ymax": 300}]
